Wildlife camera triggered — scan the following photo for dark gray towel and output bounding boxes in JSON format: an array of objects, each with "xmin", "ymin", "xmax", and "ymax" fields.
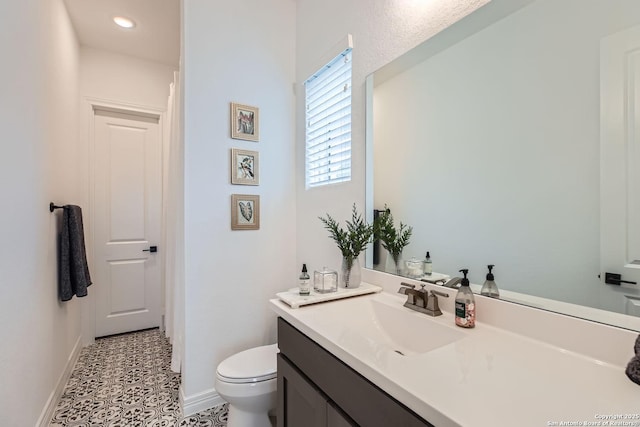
[
  {"xmin": 59, "ymin": 205, "xmax": 92, "ymax": 301},
  {"xmin": 626, "ymin": 334, "xmax": 640, "ymax": 386},
  {"xmin": 627, "ymin": 356, "xmax": 640, "ymax": 386}
]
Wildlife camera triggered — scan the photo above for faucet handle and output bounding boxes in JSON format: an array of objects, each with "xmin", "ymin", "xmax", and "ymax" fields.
[
  {"xmin": 397, "ymin": 282, "xmax": 416, "ymax": 294},
  {"xmin": 430, "ymin": 290, "xmax": 449, "ymax": 298}
]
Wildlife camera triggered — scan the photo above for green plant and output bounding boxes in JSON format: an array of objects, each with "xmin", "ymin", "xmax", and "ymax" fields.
[
  {"xmin": 319, "ymin": 204, "xmax": 374, "ymax": 260},
  {"xmin": 374, "ymin": 206, "xmax": 413, "ymax": 269},
  {"xmin": 319, "ymin": 204, "xmax": 374, "ymax": 287}
]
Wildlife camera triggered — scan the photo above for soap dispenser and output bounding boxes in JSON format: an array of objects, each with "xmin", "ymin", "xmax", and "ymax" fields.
[
  {"xmin": 299, "ymin": 264, "xmax": 310, "ymax": 296},
  {"xmin": 424, "ymin": 251, "xmax": 432, "ymax": 276},
  {"xmin": 455, "ymin": 269, "xmax": 475, "ymax": 328},
  {"xmin": 480, "ymin": 264, "xmax": 500, "ymax": 298}
]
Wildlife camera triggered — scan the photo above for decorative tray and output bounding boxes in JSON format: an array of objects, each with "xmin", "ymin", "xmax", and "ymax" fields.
[{"xmin": 276, "ymin": 282, "xmax": 382, "ymax": 309}]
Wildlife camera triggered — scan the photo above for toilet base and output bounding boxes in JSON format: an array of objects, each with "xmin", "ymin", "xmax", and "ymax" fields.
[
  {"xmin": 227, "ymin": 404, "xmax": 273, "ymax": 427},
  {"xmin": 215, "ymin": 376, "xmax": 277, "ymax": 427}
]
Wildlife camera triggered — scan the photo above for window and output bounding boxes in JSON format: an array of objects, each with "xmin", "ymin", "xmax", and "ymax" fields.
[{"xmin": 305, "ymin": 48, "xmax": 352, "ymax": 188}]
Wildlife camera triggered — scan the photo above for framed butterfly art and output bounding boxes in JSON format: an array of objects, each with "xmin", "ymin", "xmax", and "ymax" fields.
[{"xmin": 231, "ymin": 194, "xmax": 260, "ymax": 230}]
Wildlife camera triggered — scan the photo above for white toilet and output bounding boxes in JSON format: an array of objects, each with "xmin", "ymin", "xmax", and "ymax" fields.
[{"xmin": 215, "ymin": 344, "xmax": 278, "ymax": 427}]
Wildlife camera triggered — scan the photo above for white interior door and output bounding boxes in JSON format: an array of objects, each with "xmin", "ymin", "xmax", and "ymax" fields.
[
  {"xmin": 600, "ymin": 25, "xmax": 640, "ymax": 317},
  {"xmin": 93, "ymin": 108, "xmax": 163, "ymax": 337}
]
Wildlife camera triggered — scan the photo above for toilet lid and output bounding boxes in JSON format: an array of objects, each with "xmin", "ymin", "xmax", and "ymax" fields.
[{"xmin": 216, "ymin": 344, "xmax": 278, "ymax": 384}]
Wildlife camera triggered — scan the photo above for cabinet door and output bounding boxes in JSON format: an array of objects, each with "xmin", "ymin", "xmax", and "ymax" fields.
[
  {"xmin": 277, "ymin": 354, "xmax": 327, "ymax": 427},
  {"xmin": 328, "ymin": 402, "xmax": 357, "ymax": 427}
]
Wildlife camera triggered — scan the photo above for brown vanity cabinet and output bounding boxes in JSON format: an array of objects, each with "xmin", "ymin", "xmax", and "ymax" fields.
[
  {"xmin": 277, "ymin": 317, "xmax": 433, "ymax": 427},
  {"xmin": 278, "ymin": 353, "xmax": 356, "ymax": 427}
]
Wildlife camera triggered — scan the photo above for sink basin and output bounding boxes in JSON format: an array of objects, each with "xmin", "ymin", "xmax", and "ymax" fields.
[
  {"xmin": 369, "ymin": 299, "xmax": 465, "ymax": 355},
  {"xmin": 295, "ymin": 292, "xmax": 465, "ymax": 358}
]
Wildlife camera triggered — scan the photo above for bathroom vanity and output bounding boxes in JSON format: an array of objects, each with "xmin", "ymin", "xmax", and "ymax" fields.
[
  {"xmin": 270, "ymin": 277, "xmax": 640, "ymax": 427},
  {"xmin": 277, "ymin": 317, "xmax": 430, "ymax": 427}
]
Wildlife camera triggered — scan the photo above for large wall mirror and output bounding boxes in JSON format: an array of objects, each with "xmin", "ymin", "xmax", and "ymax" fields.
[{"xmin": 365, "ymin": 0, "xmax": 640, "ymax": 331}]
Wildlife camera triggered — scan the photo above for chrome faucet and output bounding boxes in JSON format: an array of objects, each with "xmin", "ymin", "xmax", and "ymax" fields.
[
  {"xmin": 425, "ymin": 289, "xmax": 449, "ymax": 316},
  {"xmin": 398, "ymin": 282, "xmax": 416, "ymax": 304},
  {"xmin": 399, "ymin": 283, "xmax": 449, "ymax": 316},
  {"xmin": 420, "ymin": 277, "xmax": 447, "ymax": 285},
  {"xmin": 442, "ymin": 277, "xmax": 463, "ymax": 289},
  {"xmin": 405, "ymin": 288, "xmax": 428, "ymax": 309}
]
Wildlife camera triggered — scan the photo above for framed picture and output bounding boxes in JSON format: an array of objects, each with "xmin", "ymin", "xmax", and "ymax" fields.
[
  {"xmin": 230, "ymin": 102, "xmax": 259, "ymax": 141},
  {"xmin": 231, "ymin": 194, "xmax": 260, "ymax": 230},
  {"xmin": 230, "ymin": 148, "xmax": 259, "ymax": 185}
]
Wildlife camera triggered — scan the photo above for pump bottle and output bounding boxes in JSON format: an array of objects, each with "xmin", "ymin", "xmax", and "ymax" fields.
[
  {"xmin": 480, "ymin": 264, "xmax": 500, "ymax": 298},
  {"xmin": 455, "ymin": 269, "xmax": 475, "ymax": 328},
  {"xmin": 424, "ymin": 251, "xmax": 432, "ymax": 276},
  {"xmin": 299, "ymin": 264, "xmax": 310, "ymax": 295}
]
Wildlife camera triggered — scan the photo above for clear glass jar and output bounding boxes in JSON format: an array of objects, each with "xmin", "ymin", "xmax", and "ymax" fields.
[
  {"xmin": 314, "ymin": 267, "xmax": 338, "ymax": 293},
  {"xmin": 405, "ymin": 257, "xmax": 424, "ymax": 278}
]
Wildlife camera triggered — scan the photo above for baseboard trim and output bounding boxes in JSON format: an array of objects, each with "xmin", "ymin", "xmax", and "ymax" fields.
[
  {"xmin": 36, "ymin": 335, "xmax": 83, "ymax": 427},
  {"xmin": 180, "ymin": 386, "xmax": 226, "ymax": 417}
]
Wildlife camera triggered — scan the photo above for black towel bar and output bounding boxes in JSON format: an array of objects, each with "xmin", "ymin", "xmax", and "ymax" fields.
[{"xmin": 49, "ymin": 202, "xmax": 64, "ymax": 212}]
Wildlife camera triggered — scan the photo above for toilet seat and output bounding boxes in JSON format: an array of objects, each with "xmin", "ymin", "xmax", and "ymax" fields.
[{"xmin": 216, "ymin": 343, "xmax": 278, "ymax": 384}]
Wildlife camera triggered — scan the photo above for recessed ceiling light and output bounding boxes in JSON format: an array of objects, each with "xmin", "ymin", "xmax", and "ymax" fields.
[{"xmin": 113, "ymin": 16, "xmax": 136, "ymax": 29}]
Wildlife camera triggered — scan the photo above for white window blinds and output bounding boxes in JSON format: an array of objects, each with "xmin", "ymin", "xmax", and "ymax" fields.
[{"xmin": 305, "ymin": 48, "xmax": 352, "ymax": 188}]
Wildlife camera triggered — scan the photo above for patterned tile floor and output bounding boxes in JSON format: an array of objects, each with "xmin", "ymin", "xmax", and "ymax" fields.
[{"xmin": 50, "ymin": 328, "xmax": 228, "ymax": 426}]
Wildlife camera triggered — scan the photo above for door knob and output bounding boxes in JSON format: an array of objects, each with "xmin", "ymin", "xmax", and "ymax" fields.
[
  {"xmin": 604, "ymin": 272, "xmax": 637, "ymax": 285},
  {"xmin": 143, "ymin": 246, "xmax": 158, "ymax": 253}
]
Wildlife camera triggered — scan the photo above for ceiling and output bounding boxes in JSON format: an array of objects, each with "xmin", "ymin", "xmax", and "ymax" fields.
[{"xmin": 63, "ymin": 0, "xmax": 180, "ymax": 67}]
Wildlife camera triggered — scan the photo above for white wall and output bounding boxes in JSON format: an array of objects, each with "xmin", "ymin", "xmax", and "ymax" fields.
[
  {"xmin": 80, "ymin": 47, "xmax": 176, "ymax": 109},
  {"xmin": 373, "ymin": 0, "xmax": 640, "ymax": 308},
  {"xmin": 295, "ymin": 0, "xmax": 489, "ymax": 277},
  {"xmin": 182, "ymin": 0, "xmax": 296, "ymax": 402},
  {"xmin": 0, "ymin": 0, "xmax": 82, "ymax": 424}
]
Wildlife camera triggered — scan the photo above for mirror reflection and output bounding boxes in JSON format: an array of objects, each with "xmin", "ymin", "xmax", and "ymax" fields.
[{"xmin": 367, "ymin": 0, "xmax": 640, "ymax": 330}]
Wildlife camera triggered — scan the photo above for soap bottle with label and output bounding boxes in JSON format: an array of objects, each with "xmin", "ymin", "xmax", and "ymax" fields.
[
  {"xmin": 455, "ymin": 269, "xmax": 475, "ymax": 328},
  {"xmin": 299, "ymin": 264, "xmax": 310, "ymax": 296},
  {"xmin": 480, "ymin": 264, "xmax": 500, "ymax": 298},
  {"xmin": 424, "ymin": 251, "xmax": 432, "ymax": 276}
]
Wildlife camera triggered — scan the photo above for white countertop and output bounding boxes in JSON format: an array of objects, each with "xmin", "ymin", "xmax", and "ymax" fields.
[{"xmin": 270, "ymin": 289, "xmax": 640, "ymax": 427}]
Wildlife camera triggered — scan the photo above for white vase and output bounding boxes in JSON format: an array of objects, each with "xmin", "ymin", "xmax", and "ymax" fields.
[
  {"xmin": 341, "ymin": 257, "xmax": 361, "ymax": 288},
  {"xmin": 385, "ymin": 250, "xmax": 404, "ymax": 276}
]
